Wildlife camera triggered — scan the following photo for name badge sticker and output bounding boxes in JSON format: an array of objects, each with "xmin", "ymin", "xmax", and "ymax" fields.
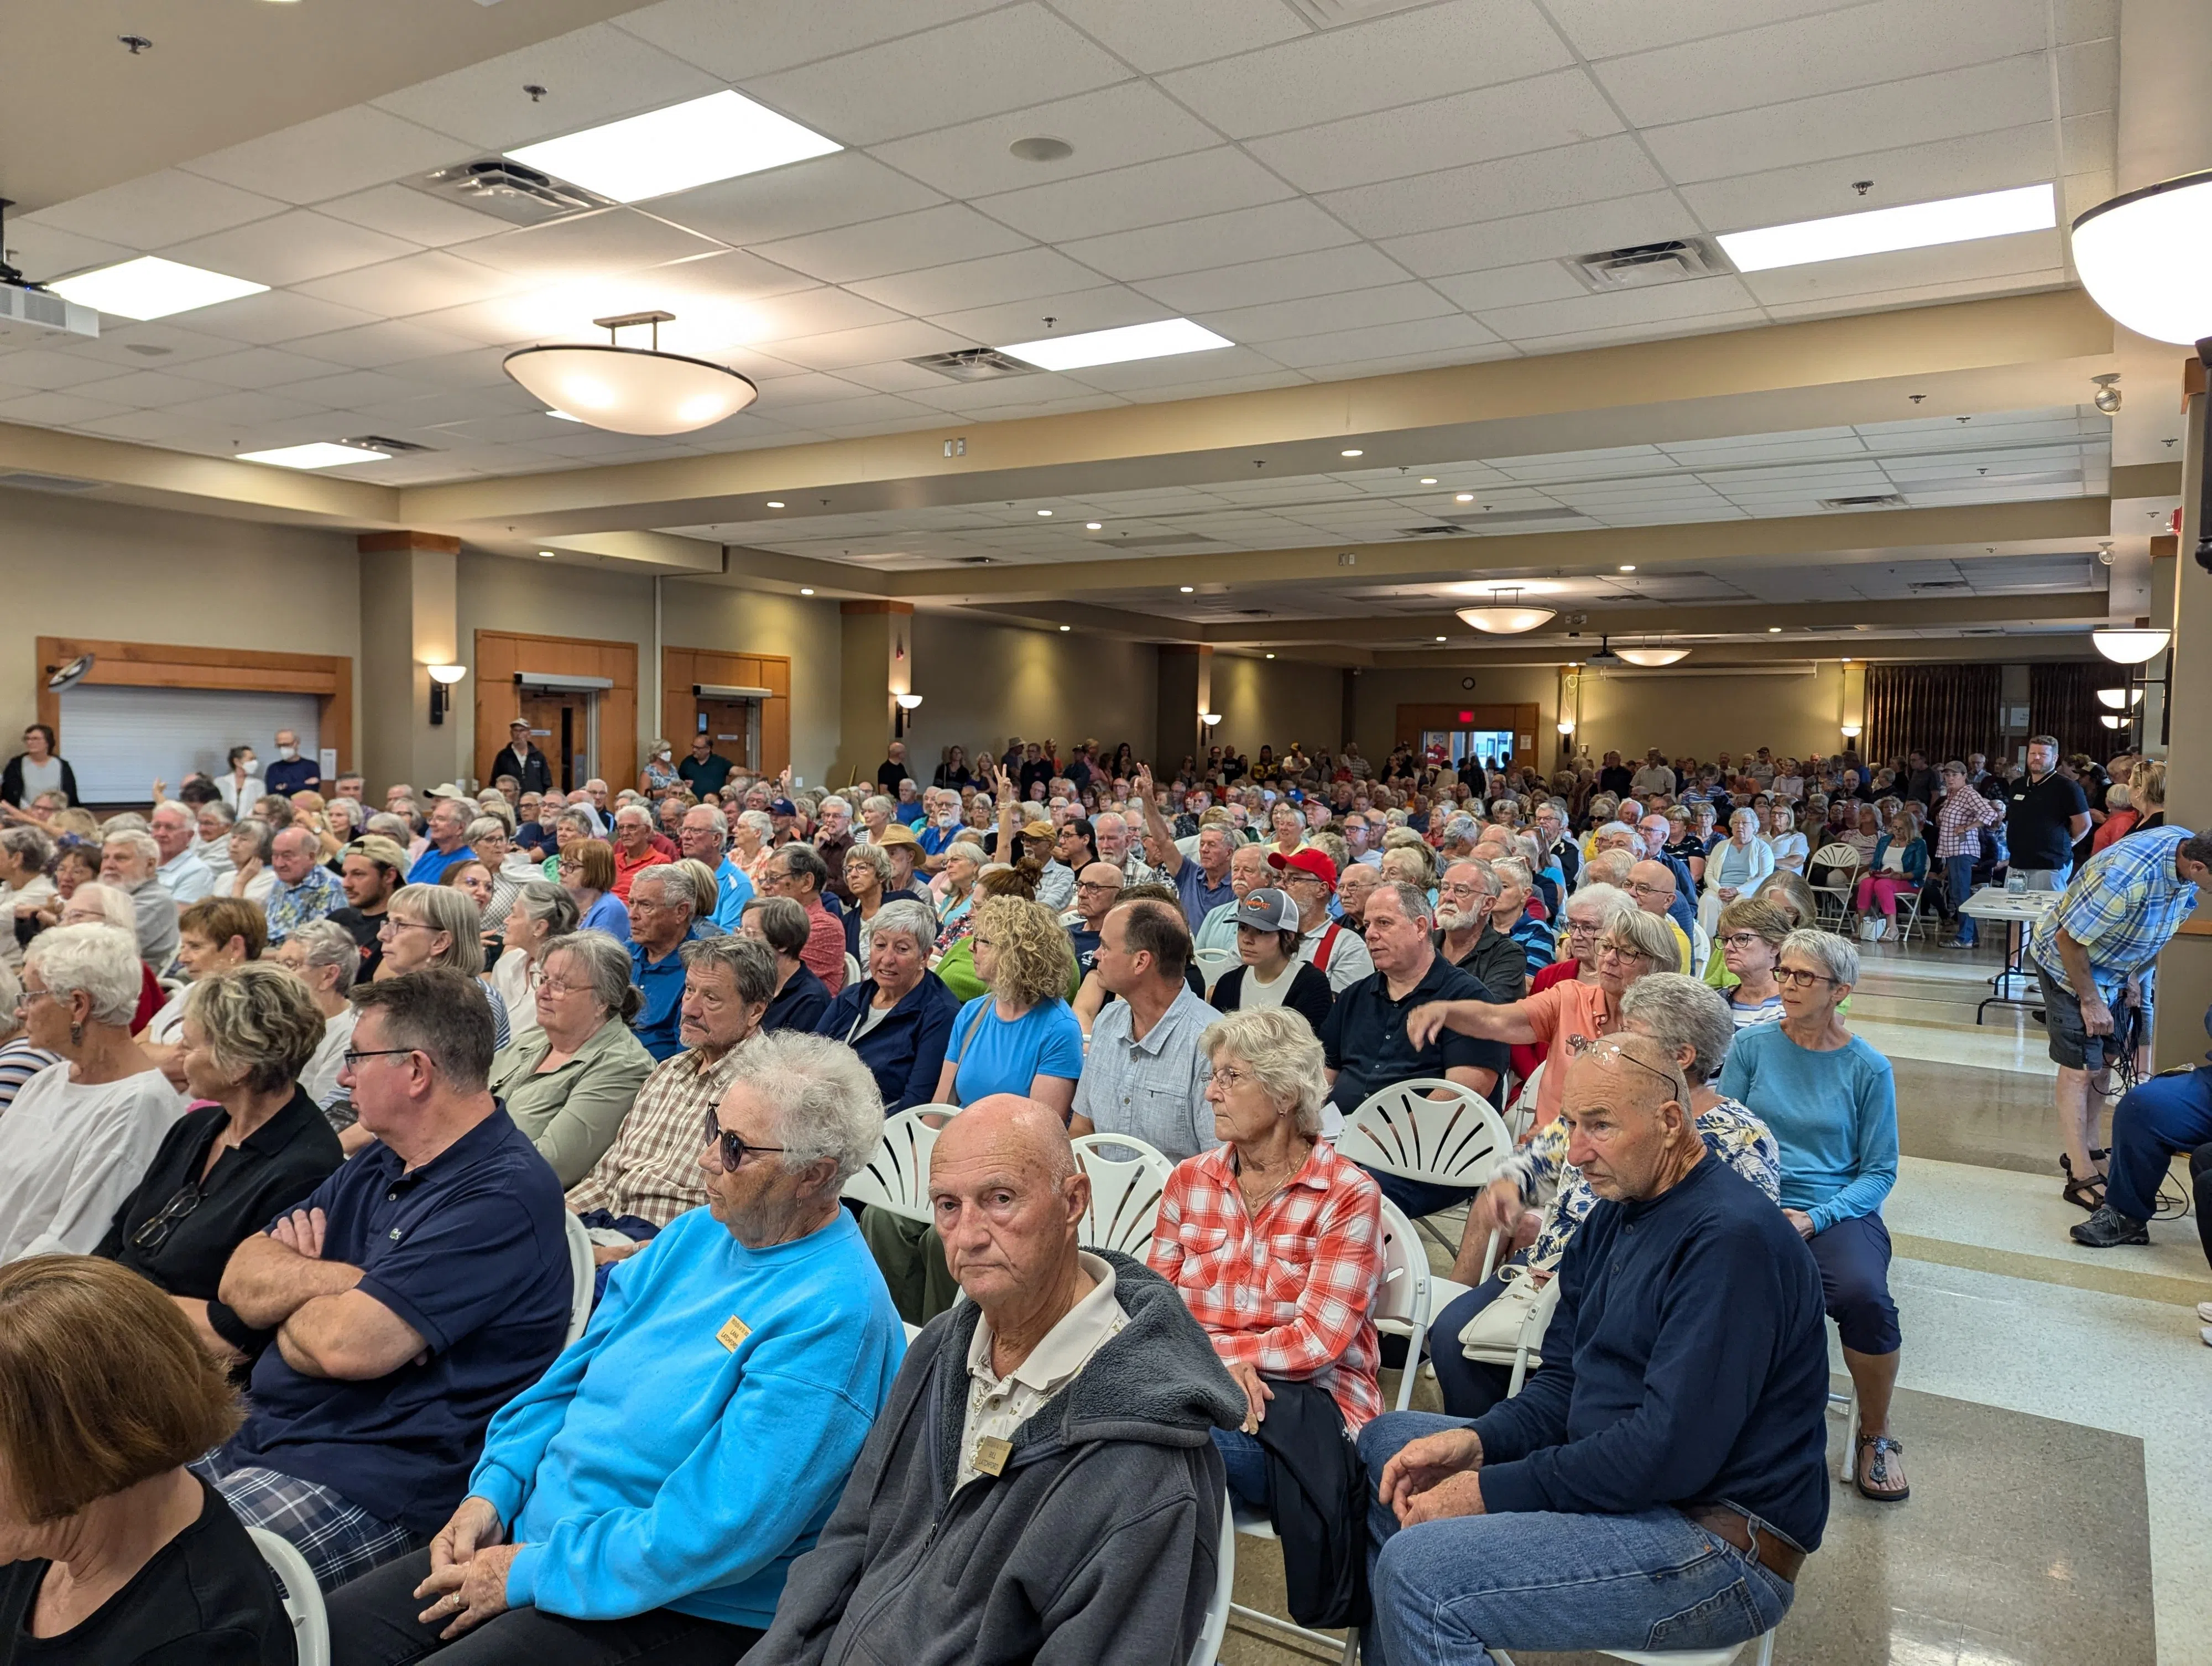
[
  {"xmin": 972, "ymin": 1435, "xmax": 1012, "ymax": 1476},
  {"xmin": 716, "ymin": 1315, "xmax": 752, "ymax": 1351}
]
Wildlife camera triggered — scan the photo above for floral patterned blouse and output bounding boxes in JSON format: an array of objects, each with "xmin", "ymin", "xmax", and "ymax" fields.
[{"xmin": 1497, "ymin": 1096, "xmax": 1782, "ymax": 1273}]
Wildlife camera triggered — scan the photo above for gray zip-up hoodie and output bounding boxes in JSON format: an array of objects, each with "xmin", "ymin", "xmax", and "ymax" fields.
[{"xmin": 750, "ymin": 1250, "xmax": 1245, "ymax": 1666}]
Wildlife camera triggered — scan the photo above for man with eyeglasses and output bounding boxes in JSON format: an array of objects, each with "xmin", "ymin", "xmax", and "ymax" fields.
[
  {"xmin": 328, "ymin": 1029, "xmax": 901, "ymax": 1660},
  {"xmin": 1066, "ymin": 862, "xmax": 1126, "ymax": 978},
  {"xmin": 1432, "ymin": 861, "xmax": 1525, "ymax": 1004},
  {"xmin": 1625, "ymin": 861, "xmax": 1695, "ymax": 973},
  {"xmin": 627, "ymin": 866, "xmax": 705, "ymax": 1062},
  {"xmin": 1271, "ymin": 847, "xmax": 1373, "ymax": 993},
  {"xmin": 757, "ymin": 842, "xmax": 847, "ymax": 996},
  {"xmin": 200, "ymin": 969, "xmax": 572, "ymax": 1592}
]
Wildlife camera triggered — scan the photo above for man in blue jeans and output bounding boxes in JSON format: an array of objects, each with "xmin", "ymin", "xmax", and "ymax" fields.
[
  {"xmin": 2073, "ymin": 1004, "xmax": 2212, "ymax": 1278},
  {"xmin": 1933, "ymin": 762, "xmax": 2005, "ymax": 947},
  {"xmin": 1357, "ymin": 1038, "xmax": 1829, "ymax": 1666}
]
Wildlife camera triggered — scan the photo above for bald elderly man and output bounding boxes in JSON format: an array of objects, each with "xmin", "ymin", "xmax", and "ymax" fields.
[
  {"xmin": 1356, "ymin": 1038, "xmax": 1828, "ymax": 1666},
  {"xmin": 754, "ymin": 1096, "xmax": 1243, "ymax": 1666},
  {"xmin": 1625, "ymin": 860, "xmax": 1695, "ymax": 973}
]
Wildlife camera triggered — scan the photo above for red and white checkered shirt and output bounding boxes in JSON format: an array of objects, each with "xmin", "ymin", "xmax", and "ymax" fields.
[
  {"xmin": 1147, "ymin": 1138, "xmax": 1384, "ymax": 1430},
  {"xmin": 1934, "ymin": 787, "xmax": 2005, "ymax": 859}
]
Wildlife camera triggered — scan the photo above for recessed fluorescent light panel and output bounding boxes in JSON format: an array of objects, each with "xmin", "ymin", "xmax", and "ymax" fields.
[
  {"xmin": 48, "ymin": 256, "xmax": 268, "ymax": 321},
  {"xmin": 1000, "ymin": 318, "xmax": 1233, "ymax": 372},
  {"xmin": 1717, "ymin": 183, "xmax": 2055, "ymax": 272},
  {"xmin": 508, "ymin": 90, "xmax": 841, "ymax": 203},
  {"xmin": 235, "ymin": 442, "xmax": 390, "ymax": 469}
]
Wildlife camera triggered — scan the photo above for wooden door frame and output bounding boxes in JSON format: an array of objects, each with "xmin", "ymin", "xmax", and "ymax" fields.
[
  {"xmin": 35, "ymin": 636, "xmax": 353, "ymax": 770},
  {"xmin": 1394, "ymin": 702, "xmax": 1541, "ymax": 773}
]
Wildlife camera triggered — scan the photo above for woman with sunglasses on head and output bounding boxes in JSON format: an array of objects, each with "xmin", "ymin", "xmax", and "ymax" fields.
[
  {"xmin": 1719, "ymin": 928, "xmax": 1905, "ymax": 1503},
  {"xmin": 95, "ymin": 964, "xmax": 341, "ymax": 1372}
]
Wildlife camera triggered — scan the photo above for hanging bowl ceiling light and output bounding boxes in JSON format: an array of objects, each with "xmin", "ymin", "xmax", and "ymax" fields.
[
  {"xmin": 1454, "ymin": 586, "xmax": 1556, "ymax": 634},
  {"xmin": 2070, "ymin": 170, "xmax": 2212, "ymax": 345},
  {"xmin": 1615, "ymin": 643, "xmax": 1690, "ymax": 667},
  {"xmin": 504, "ymin": 310, "xmax": 758, "ymax": 436},
  {"xmin": 2095, "ymin": 686, "xmax": 2145, "ymax": 709},
  {"xmin": 2090, "ymin": 626, "xmax": 2169, "ymax": 664}
]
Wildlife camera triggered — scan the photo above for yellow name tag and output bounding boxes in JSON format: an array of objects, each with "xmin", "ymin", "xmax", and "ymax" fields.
[
  {"xmin": 972, "ymin": 1435, "xmax": 1012, "ymax": 1477},
  {"xmin": 716, "ymin": 1315, "xmax": 752, "ymax": 1351}
]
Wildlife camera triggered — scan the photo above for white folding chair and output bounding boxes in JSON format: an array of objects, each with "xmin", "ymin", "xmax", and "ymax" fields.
[
  {"xmin": 1370, "ymin": 1199, "xmax": 1431, "ymax": 1414},
  {"xmin": 1070, "ymin": 1133, "xmax": 1173, "ymax": 1255},
  {"xmin": 560, "ymin": 1210, "xmax": 596, "ymax": 1346},
  {"xmin": 1192, "ymin": 946, "xmax": 1240, "ymax": 992},
  {"xmin": 1498, "ymin": 1632, "xmax": 1776, "ymax": 1666},
  {"xmin": 843, "ymin": 951, "xmax": 863, "ymax": 987},
  {"xmin": 1422, "ymin": 1264, "xmax": 1563, "ymax": 1399},
  {"xmin": 1501, "ymin": 1061, "xmax": 1545, "ymax": 1141},
  {"xmin": 841, "ymin": 1104, "xmax": 962, "ymax": 1223},
  {"xmin": 1807, "ymin": 843, "xmax": 1860, "ymax": 933},
  {"xmin": 1337, "ymin": 1080, "xmax": 1513, "ymax": 1259},
  {"xmin": 1829, "ymin": 1318, "xmax": 1861, "ymax": 1485},
  {"xmin": 1190, "ymin": 1492, "xmax": 1237, "ymax": 1666},
  {"xmin": 1228, "ymin": 1503, "xmax": 1359, "ymax": 1666},
  {"xmin": 250, "ymin": 1527, "xmax": 330, "ymax": 1666}
]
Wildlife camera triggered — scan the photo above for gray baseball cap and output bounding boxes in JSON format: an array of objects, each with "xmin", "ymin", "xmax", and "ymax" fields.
[{"xmin": 1237, "ymin": 888, "xmax": 1301, "ymax": 933}]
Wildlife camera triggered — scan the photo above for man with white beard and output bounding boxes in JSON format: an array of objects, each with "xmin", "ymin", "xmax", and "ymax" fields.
[{"xmin": 1431, "ymin": 861, "xmax": 1525, "ymax": 1003}]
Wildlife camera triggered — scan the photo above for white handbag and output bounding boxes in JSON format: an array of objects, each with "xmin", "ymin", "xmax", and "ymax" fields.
[
  {"xmin": 1457, "ymin": 1264, "xmax": 1550, "ymax": 1354},
  {"xmin": 1857, "ymin": 915, "xmax": 1888, "ymax": 943}
]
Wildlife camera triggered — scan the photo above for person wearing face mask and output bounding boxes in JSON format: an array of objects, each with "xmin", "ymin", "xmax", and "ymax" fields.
[
  {"xmin": 213, "ymin": 746, "xmax": 264, "ymax": 815},
  {"xmin": 639, "ymin": 737, "xmax": 682, "ymax": 797},
  {"xmin": 263, "ymin": 729, "xmax": 320, "ymax": 798}
]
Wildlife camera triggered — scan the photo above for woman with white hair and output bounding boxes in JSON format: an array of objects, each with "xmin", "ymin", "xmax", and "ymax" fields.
[
  {"xmin": 732, "ymin": 808, "xmax": 776, "ymax": 888},
  {"xmin": 1148, "ymin": 1005, "xmax": 1384, "ymax": 1509},
  {"xmin": 0, "ymin": 960, "xmax": 60, "ymax": 1116},
  {"xmin": 274, "ymin": 917, "xmax": 367, "ymax": 1105},
  {"xmin": 0, "ymin": 924, "xmax": 184, "ymax": 1261},
  {"xmin": 209, "ymin": 816, "xmax": 277, "ymax": 905},
  {"xmin": 488, "ymin": 881, "xmax": 580, "ymax": 1052},
  {"xmin": 1699, "ymin": 807, "xmax": 1776, "ymax": 933},
  {"xmin": 487, "ymin": 931, "xmax": 655, "ymax": 1187},
  {"xmin": 812, "ymin": 898, "xmax": 958, "ymax": 1115},
  {"xmin": 0, "ymin": 826, "xmax": 54, "ymax": 972}
]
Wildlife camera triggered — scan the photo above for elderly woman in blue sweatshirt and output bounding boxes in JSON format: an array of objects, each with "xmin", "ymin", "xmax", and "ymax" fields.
[
  {"xmin": 1719, "ymin": 928, "xmax": 1905, "ymax": 1504},
  {"xmin": 324, "ymin": 1032, "xmax": 906, "ymax": 1663}
]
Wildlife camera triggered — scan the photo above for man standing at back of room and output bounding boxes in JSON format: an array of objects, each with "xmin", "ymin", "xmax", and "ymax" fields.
[
  {"xmin": 680, "ymin": 731, "xmax": 734, "ymax": 799},
  {"xmin": 264, "ymin": 730, "xmax": 320, "ymax": 798},
  {"xmin": 491, "ymin": 719, "xmax": 553, "ymax": 796},
  {"xmin": 2006, "ymin": 734, "xmax": 2091, "ymax": 891}
]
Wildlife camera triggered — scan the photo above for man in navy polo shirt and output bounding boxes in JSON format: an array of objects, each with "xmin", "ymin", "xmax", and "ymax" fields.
[
  {"xmin": 1321, "ymin": 881, "xmax": 1507, "ymax": 1220},
  {"xmin": 201, "ymin": 968, "xmax": 571, "ymax": 1591},
  {"xmin": 629, "ymin": 863, "xmax": 705, "ymax": 1060}
]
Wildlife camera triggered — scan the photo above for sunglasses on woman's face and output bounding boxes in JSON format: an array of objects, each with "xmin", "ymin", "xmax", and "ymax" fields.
[{"xmin": 700, "ymin": 1108, "xmax": 788, "ymax": 1174}]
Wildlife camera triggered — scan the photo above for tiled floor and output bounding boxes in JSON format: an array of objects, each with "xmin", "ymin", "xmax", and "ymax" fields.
[{"xmin": 1219, "ymin": 943, "xmax": 2209, "ymax": 1666}]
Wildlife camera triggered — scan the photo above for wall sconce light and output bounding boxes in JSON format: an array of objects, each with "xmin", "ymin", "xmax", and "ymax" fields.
[
  {"xmin": 426, "ymin": 663, "xmax": 467, "ymax": 725},
  {"xmin": 2099, "ymin": 713, "xmax": 2128, "ymax": 730},
  {"xmin": 2095, "ymin": 687, "xmax": 2145, "ymax": 709},
  {"xmin": 893, "ymin": 691, "xmax": 923, "ymax": 737},
  {"xmin": 1556, "ymin": 719, "xmax": 1575, "ymax": 735},
  {"xmin": 1839, "ymin": 723, "xmax": 1862, "ymax": 740},
  {"xmin": 1199, "ymin": 711, "xmax": 1223, "ymax": 727}
]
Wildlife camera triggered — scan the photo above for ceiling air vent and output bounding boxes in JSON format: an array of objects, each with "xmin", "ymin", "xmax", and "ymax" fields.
[
  {"xmin": 1959, "ymin": 627, "xmax": 2006, "ymax": 637},
  {"xmin": 0, "ymin": 471, "xmax": 101, "ymax": 493},
  {"xmin": 343, "ymin": 434, "xmax": 434, "ymax": 454},
  {"xmin": 1399, "ymin": 524, "xmax": 1464, "ymax": 537},
  {"xmin": 1567, "ymin": 238, "xmax": 1729, "ymax": 291},
  {"xmin": 1111, "ymin": 534, "xmax": 1220, "ymax": 549},
  {"xmin": 906, "ymin": 347, "xmax": 1044, "ymax": 381},
  {"xmin": 1907, "ymin": 578, "xmax": 1971, "ymax": 592},
  {"xmin": 952, "ymin": 555, "xmax": 999, "ymax": 566},
  {"xmin": 406, "ymin": 160, "xmax": 614, "ymax": 227},
  {"xmin": 1820, "ymin": 493, "xmax": 1908, "ymax": 510}
]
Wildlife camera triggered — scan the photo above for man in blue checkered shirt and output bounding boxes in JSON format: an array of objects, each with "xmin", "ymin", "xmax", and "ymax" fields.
[{"xmin": 2028, "ymin": 825, "xmax": 2212, "ymax": 1226}]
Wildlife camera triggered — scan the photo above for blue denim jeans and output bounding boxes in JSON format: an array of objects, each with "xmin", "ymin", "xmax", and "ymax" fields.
[
  {"xmin": 1212, "ymin": 1426, "xmax": 1271, "ymax": 1508},
  {"xmin": 1357, "ymin": 1412, "xmax": 1794, "ymax": 1666},
  {"xmin": 2105, "ymin": 1066, "xmax": 2212, "ymax": 1225},
  {"xmin": 1945, "ymin": 854, "xmax": 1979, "ymax": 944}
]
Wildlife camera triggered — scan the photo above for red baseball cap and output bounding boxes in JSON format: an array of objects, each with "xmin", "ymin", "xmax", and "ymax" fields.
[{"xmin": 1268, "ymin": 847, "xmax": 1337, "ymax": 888}]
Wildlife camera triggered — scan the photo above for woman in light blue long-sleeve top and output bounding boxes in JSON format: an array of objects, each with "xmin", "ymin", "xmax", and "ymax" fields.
[
  {"xmin": 1718, "ymin": 928, "xmax": 1905, "ymax": 1505},
  {"xmin": 1698, "ymin": 808, "xmax": 1775, "ymax": 933}
]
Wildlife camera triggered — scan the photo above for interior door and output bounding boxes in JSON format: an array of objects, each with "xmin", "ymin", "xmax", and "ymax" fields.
[
  {"xmin": 519, "ymin": 693, "xmax": 594, "ymax": 793},
  {"xmin": 693, "ymin": 697, "xmax": 759, "ymax": 774}
]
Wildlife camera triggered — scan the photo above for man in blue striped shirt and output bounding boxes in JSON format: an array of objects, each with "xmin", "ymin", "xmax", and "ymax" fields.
[{"xmin": 2029, "ymin": 825, "xmax": 2211, "ymax": 1219}]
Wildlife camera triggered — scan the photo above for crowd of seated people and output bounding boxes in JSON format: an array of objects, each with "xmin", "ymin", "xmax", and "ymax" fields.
[{"xmin": 0, "ymin": 720, "xmax": 2190, "ymax": 1662}]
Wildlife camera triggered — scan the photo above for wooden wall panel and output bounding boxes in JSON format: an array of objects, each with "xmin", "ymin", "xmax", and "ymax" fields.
[
  {"xmin": 1394, "ymin": 702, "xmax": 1541, "ymax": 773},
  {"xmin": 474, "ymin": 629, "xmax": 638, "ymax": 790},
  {"xmin": 660, "ymin": 648, "xmax": 793, "ymax": 782},
  {"xmin": 36, "ymin": 636, "xmax": 353, "ymax": 771}
]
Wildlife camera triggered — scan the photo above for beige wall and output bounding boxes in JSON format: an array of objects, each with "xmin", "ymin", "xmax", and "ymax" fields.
[
  {"xmin": 902, "ymin": 612, "xmax": 1158, "ymax": 788},
  {"xmin": 1, "ymin": 489, "xmax": 361, "ymax": 753},
  {"xmin": 661, "ymin": 580, "xmax": 843, "ymax": 787},
  {"xmin": 1206, "ymin": 654, "xmax": 1347, "ymax": 768},
  {"xmin": 1571, "ymin": 663, "xmax": 1849, "ymax": 765}
]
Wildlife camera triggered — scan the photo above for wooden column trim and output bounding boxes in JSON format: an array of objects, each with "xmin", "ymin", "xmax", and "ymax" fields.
[
  {"xmin": 838, "ymin": 599, "xmax": 914, "ymax": 616},
  {"xmin": 357, "ymin": 531, "xmax": 461, "ymax": 555}
]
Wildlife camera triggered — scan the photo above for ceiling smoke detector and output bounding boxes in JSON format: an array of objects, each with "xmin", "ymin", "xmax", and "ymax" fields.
[
  {"xmin": 406, "ymin": 159, "xmax": 613, "ymax": 226},
  {"xmin": 906, "ymin": 347, "xmax": 1044, "ymax": 381},
  {"xmin": 1566, "ymin": 238, "xmax": 1729, "ymax": 291}
]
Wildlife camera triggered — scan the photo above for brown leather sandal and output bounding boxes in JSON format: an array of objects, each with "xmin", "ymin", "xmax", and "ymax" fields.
[
  {"xmin": 1855, "ymin": 1433, "xmax": 1909, "ymax": 1502},
  {"xmin": 2059, "ymin": 1153, "xmax": 2106, "ymax": 1212}
]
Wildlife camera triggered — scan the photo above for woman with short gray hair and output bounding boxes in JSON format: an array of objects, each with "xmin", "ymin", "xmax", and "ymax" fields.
[
  {"xmin": 488, "ymin": 930, "xmax": 655, "ymax": 1186},
  {"xmin": 1149, "ymin": 1003, "xmax": 1384, "ymax": 1507},
  {"xmin": 489, "ymin": 881, "xmax": 580, "ymax": 1051},
  {"xmin": 273, "ymin": 917, "xmax": 364, "ymax": 1105},
  {"xmin": 210, "ymin": 816, "xmax": 276, "ymax": 907},
  {"xmin": 812, "ymin": 896, "xmax": 959, "ymax": 1114},
  {"xmin": 0, "ymin": 825, "xmax": 55, "ymax": 972},
  {"xmin": 1719, "ymin": 926, "xmax": 1906, "ymax": 1501},
  {"xmin": 0, "ymin": 959, "xmax": 59, "ymax": 1116},
  {"xmin": 0, "ymin": 924, "xmax": 184, "ymax": 1261},
  {"xmin": 726, "ymin": 1029, "xmax": 889, "ymax": 1186}
]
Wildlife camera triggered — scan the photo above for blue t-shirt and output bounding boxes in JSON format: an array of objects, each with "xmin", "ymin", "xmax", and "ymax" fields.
[
  {"xmin": 946, "ymin": 995, "xmax": 1084, "ymax": 1103},
  {"xmin": 408, "ymin": 842, "xmax": 473, "ymax": 886},
  {"xmin": 630, "ymin": 939, "xmax": 688, "ymax": 1060},
  {"xmin": 712, "ymin": 858, "xmax": 755, "ymax": 932},
  {"xmin": 222, "ymin": 1107, "xmax": 571, "ymax": 1534},
  {"xmin": 579, "ymin": 891, "xmax": 631, "ymax": 943},
  {"xmin": 1718, "ymin": 1024, "xmax": 1897, "ymax": 1232}
]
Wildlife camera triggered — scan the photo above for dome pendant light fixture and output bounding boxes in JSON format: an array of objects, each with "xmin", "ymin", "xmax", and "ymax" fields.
[
  {"xmin": 1614, "ymin": 640, "xmax": 1690, "ymax": 668},
  {"xmin": 2070, "ymin": 170, "xmax": 2212, "ymax": 345},
  {"xmin": 504, "ymin": 311, "xmax": 758, "ymax": 436},
  {"xmin": 1454, "ymin": 586, "xmax": 1557, "ymax": 634},
  {"xmin": 2090, "ymin": 626, "xmax": 2171, "ymax": 664}
]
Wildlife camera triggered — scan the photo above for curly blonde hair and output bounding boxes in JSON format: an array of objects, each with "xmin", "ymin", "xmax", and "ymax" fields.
[{"xmin": 972, "ymin": 895, "xmax": 1075, "ymax": 1009}]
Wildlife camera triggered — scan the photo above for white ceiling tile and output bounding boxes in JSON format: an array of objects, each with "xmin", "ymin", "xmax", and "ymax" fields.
[
  {"xmin": 1194, "ymin": 281, "xmax": 1458, "ymax": 344},
  {"xmin": 616, "ymin": 0, "xmax": 1005, "ymax": 80},
  {"xmin": 160, "ymin": 210, "xmax": 423, "ymax": 288},
  {"xmin": 460, "ymin": 210, "xmax": 729, "ymax": 279},
  {"xmin": 1678, "ymin": 122, "xmax": 2065, "ymax": 232},
  {"xmin": 1641, "ymin": 54, "xmax": 2054, "ymax": 184},
  {"xmin": 2056, "ymin": 36, "xmax": 2119, "ymax": 112},
  {"xmin": 1594, "ymin": 0, "xmax": 2047, "ymax": 128},
  {"xmin": 847, "ymin": 247, "xmax": 1110, "ymax": 316},
  {"xmin": 1318, "ymin": 135, "xmax": 1671, "ymax": 241},
  {"xmin": 1057, "ymin": 199, "xmax": 1357, "ymax": 283},
  {"xmin": 831, "ymin": 358, "xmax": 985, "ymax": 395},
  {"xmin": 23, "ymin": 322, "xmax": 237, "ymax": 372},
  {"xmin": 760, "ymin": 319, "xmax": 976, "ymax": 371},
  {"xmin": 757, "ymin": 393, "xmax": 948, "ymax": 430},
  {"xmin": 180, "ymin": 107, "xmax": 471, "ymax": 206},
  {"xmin": 1249, "ymin": 69, "xmax": 1624, "ymax": 194},
  {"xmin": 293, "ymin": 249, "xmax": 539, "ymax": 316},
  {"xmin": 1737, "ymin": 228, "xmax": 2063, "ymax": 306},
  {"xmin": 1300, "ymin": 342, "xmax": 1524, "ymax": 381},
  {"xmin": 0, "ymin": 391, "xmax": 133, "ymax": 427},
  {"xmin": 181, "ymin": 290, "xmax": 385, "ymax": 345},
  {"xmin": 736, "ymin": 286, "xmax": 909, "ymax": 343},
  {"xmin": 751, "ymin": 205, "xmax": 1034, "ymax": 285},
  {"xmin": 28, "ymin": 170, "xmax": 289, "ymax": 251},
  {"xmin": 370, "ymin": 23, "xmax": 723, "ymax": 152},
  {"xmin": 651, "ymin": 153, "xmax": 947, "ymax": 251},
  {"xmin": 974, "ymin": 148, "xmax": 1300, "ymax": 244},
  {"xmin": 1045, "ymin": 0, "xmax": 1309, "ymax": 70},
  {"xmin": 924, "ymin": 287, "xmax": 1166, "ymax": 349},
  {"xmin": 186, "ymin": 348, "xmax": 358, "ymax": 390},
  {"xmin": 1427, "ymin": 261, "xmax": 1589, "ymax": 311},
  {"xmin": 279, "ymin": 320, "xmax": 488, "ymax": 370},
  {"xmin": 745, "ymin": 4, "xmax": 1133, "ymax": 146},
  {"xmin": 67, "ymin": 409, "xmax": 217, "ymax": 445},
  {"xmin": 1, "ymin": 223, "xmax": 135, "ymax": 286},
  {"xmin": 1542, "ymin": 0, "xmax": 1862, "ymax": 59},
  {"xmin": 1503, "ymin": 309, "xmax": 1770, "ymax": 356},
  {"xmin": 313, "ymin": 184, "xmax": 512, "ymax": 250},
  {"xmin": 1262, "ymin": 314, "xmax": 1504, "ymax": 369},
  {"xmin": 1112, "ymin": 368, "xmax": 1312, "ymax": 403},
  {"xmin": 870, "ymin": 82, "xmax": 1223, "ymax": 199},
  {"xmin": 66, "ymin": 369, "xmax": 232, "ymax": 409},
  {"xmin": 1156, "ymin": 1, "xmax": 1573, "ymax": 138},
  {"xmin": 1134, "ymin": 243, "xmax": 1411, "ymax": 313},
  {"xmin": 277, "ymin": 368, "xmax": 448, "ymax": 410},
  {"xmin": 1757, "ymin": 265, "xmax": 2064, "ymax": 320},
  {"xmin": 161, "ymin": 388, "xmax": 339, "ymax": 427},
  {"xmin": 1379, "ymin": 190, "xmax": 1689, "ymax": 278},
  {"xmin": 0, "ymin": 349, "xmax": 142, "ymax": 393}
]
